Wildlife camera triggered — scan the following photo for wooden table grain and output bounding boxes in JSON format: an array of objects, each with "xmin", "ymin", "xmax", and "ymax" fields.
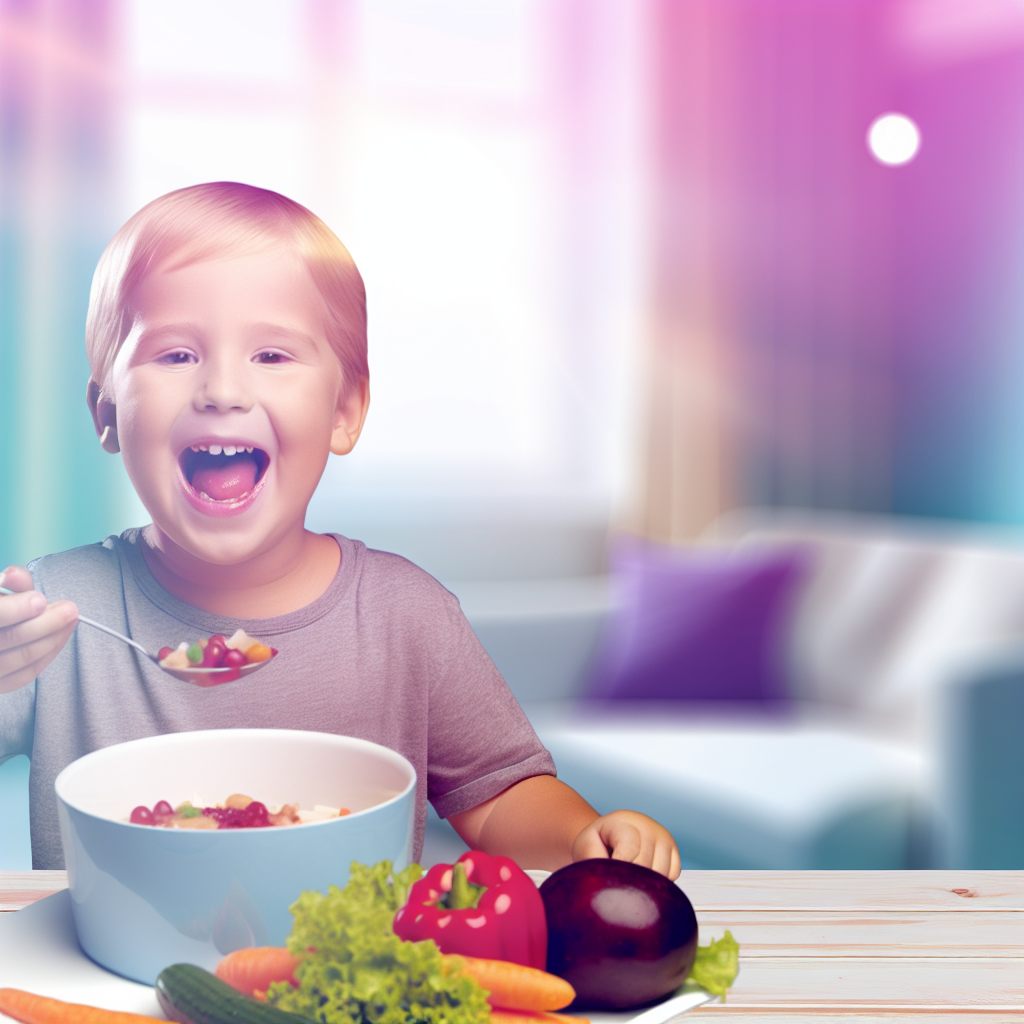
[{"xmin": 2, "ymin": 870, "xmax": 1021, "ymax": 1020}]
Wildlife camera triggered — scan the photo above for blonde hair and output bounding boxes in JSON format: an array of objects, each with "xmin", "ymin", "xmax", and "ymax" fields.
[{"xmin": 86, "ymin": 182, "xmax": 368, "ymax": 397}]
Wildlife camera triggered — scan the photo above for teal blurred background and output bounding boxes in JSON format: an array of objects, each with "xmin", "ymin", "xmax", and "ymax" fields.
[{"xmin": 2, "ymin": 0, "xmax": 1023, "ymax": 872}]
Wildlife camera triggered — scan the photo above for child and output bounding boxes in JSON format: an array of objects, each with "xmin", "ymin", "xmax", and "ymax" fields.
[{"xmin": 0, "ymin": 182, "xmax": 679, "ymax": 878}]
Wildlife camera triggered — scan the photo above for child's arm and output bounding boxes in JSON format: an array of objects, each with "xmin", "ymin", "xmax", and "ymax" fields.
[
  {"xmin": 0, "ymin": 566, "xmax": 79, "ymax": 694},
  {"xmin": 448, "ymin": 774, "xmax": 681, "ymax": 879}
]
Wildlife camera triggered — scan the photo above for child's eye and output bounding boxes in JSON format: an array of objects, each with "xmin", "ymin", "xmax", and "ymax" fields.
[
  {"xmin": 159, "ymin": 351, "xmax": 196, "ymax": 366},
  {"xmin": 254, "ymin": 351, "xmax": 289, "ymax": 364}
]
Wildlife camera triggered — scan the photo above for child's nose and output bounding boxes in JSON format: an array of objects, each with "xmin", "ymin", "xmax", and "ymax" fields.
[{"xmin": 195, "ymin": 358, "xmax": 253, "ymax": 413}]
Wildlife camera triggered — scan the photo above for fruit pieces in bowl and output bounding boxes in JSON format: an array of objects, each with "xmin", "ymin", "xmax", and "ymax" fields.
[
  {"xmin": 128, "ymin": 792, "xmax": 351, "ymax": 829},
  {"xmin": 158, "ymin": 628, "xmax": 275, "ymax": 671}
]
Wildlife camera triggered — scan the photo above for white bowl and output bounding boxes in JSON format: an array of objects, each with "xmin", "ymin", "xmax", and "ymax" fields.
[{"xmin": 55, "ymin": 729, "xmax": 416, "ymax": 984}]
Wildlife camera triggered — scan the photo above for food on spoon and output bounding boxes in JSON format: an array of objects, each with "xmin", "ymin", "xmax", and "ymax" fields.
[
  {"xmin": 158, "ymin": 630, "xmax": 276, "ymax": 671},
  {"xmin": 264, "ymin": 860, "xmax": 491, "ymax": 1024},
  {"xmin": 127, "ymin": 794, "xmax": 348, "ymax": 829},
  {"xmin": 155, "ymin": 964, "xmax": 313, "ymax": 1024},
  {"xmin": 393, "ymin": 851, "xmax": 548, "ymax": 968},
  {"xmin": 539, "ymin": 859, "xmax": 699, "ymax": 1010},
  {"xmin": 0, "ymin": 987, "xmax": 163, "ymax": 1024}
]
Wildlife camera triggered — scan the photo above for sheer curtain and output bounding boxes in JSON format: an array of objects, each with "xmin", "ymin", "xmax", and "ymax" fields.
[
  {"xmin": 122, "ymin": 0, "xmax": 648, "ymax": 552},
  {"xmin": 1, "ymin": 0, "xmax": 649, "ymax": 569}
]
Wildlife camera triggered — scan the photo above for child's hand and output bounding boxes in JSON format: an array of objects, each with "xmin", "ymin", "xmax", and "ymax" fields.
[
  {"xmin": 0, "ymin": 566, "xmax": 78, "ymax": 694},
  {"xmin": 572, "ymin": 809, "xmax": 681, "ymax": 880}
]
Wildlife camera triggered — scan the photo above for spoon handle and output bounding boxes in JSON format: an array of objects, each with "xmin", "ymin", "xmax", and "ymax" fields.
[
  {"xmin": 75, "ymin": 615, "xmax": 158, "ymax": 662},
  {"xmin": 0, "ymin": 585, "xmax": 157, "ymax": 663}
]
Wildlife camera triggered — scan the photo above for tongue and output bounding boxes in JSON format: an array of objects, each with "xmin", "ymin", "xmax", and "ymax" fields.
[{"xmin": 192, "ymin": 454, "xmax": 258, "ymax": 501}]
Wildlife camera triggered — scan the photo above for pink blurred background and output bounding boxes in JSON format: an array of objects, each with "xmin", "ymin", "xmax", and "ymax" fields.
[
  {"xmin": 2, "ymin": 0, "xmax": 1023, "ymax": 565},
  {"xmin": 2, "ymin": 0, "xmax": 1023, "ymax": 870}
]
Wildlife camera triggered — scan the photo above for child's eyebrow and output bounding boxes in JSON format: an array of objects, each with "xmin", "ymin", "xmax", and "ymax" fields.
[
  {"xmin": 136, "ymin": 322, "xmax": 203, "ymax": 346},
  {"xmin": 247, "ymin": 323, "xmax": 318, "ymax": 347},
  {"xmin": 134, "ymin": 323, "xmax": 317, "ymax": 347}
]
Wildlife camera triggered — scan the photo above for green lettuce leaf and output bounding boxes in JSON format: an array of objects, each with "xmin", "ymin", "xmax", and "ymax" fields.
[
  {"xmin": 266, "ymin": 860, "xmax": 490, "ymax": 1024},
  {"xmin": 689, "ymin": 930, "xmax": 740, "ymax": 1001}
]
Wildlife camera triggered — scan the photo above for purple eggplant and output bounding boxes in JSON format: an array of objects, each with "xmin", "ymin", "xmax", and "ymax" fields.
[{"xmin": 539, "ymin": 859, "xmax": 698, "ymax": 1010}]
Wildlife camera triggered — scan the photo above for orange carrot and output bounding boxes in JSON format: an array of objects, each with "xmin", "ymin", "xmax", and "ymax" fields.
[
  {"xmin": 444, "ymin": 955, "xmax": 576, "ymax": 1012},
  {"xmin": 214, "ymin": 946, "xmax": 301, "ymax": 997},
  {"xmin": 0, "ymin": 989, "xmax": 162, "ymax": 1024},
  {"xmin": 490, "ymin": 1011, "xmax": 589, "ymax": 1024}
]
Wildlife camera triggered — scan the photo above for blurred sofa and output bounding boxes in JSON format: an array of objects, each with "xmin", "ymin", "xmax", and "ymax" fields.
[
  {"xmin": 450, "ymin": 510, "xmax": 1024, "ymax": 870},
  {"xmin": 5, "ymin": 509, "xmax": 1022, "ymax": 871}
]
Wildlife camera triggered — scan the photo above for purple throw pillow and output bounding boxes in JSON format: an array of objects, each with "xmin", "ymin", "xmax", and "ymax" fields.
[{"xmin": 585, "ymin": 539, "xmax": 808, "ymax": 702}]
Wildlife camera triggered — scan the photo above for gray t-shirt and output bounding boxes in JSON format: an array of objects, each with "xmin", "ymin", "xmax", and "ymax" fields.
[{"xmin": 0, "ymin": 530, "xmax": 555, "ymax": 869}]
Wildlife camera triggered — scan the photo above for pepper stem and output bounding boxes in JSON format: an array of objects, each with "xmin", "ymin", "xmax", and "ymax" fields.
[{"xmin": 445, "ymin": 861, "xmax": 486, "ymax": 910}]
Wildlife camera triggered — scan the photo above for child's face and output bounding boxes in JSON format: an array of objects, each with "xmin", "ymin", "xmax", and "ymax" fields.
[{"xmin": 100, "ymin": 248, "xmax": 366, "ymax": 566}]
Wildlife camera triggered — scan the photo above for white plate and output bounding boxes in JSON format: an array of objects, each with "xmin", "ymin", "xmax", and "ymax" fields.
[
  {"xmin": 0, "ymin": 890, "xmax": 161, "ymax": 1016},
  {"xmin": 0, "ymin": 888, "xmax": 714, "ymax": 1023}
]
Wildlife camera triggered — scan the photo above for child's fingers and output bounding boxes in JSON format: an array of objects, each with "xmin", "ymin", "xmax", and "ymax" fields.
[
  {"xmin": 0, "ymin": 598, "xmax": 78, "ymax": 652},
  {"xmin": 0, "ymin": 641, "xmax": 69, "ymax": 693},
  {"xmin": 651, "ymin": 839, "xmax": 676, "ymax": 879},
  {"xmin": 601, "ymin": 817, "xmax": 644, "ymax": 864},
  {"xmin": 574, "ymin": 812, "xmax": 682, "ymax": 879},
  {"xmin": 571, "ymin": 821, "xmax": 612, "ymax": 862},
  {"xmin": 0, "ymin": 629, "xmax": 69, "ymax": 678},
  {"xmin": 0, "ymin": 565, "xmax": 35, "ymax": 593},
  {"xmin": 593, "ymin": 812, "xmax": 682, "ymax": 879},
  {"xmin": 1, "ymin": 657, "xmax": 51, "ymax": 694},
  {"xmin": 0, "ymin": 614, "xmax": 77, "ymax": 691},
  {"xmin": 0, "ymin": 588, "xmax": 47, "ymax": 631}
]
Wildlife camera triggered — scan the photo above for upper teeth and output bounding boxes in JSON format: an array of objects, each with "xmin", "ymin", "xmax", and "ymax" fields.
[{"xmin": 191, "ymin": 444, "xmax": 255, "ymax": 455}]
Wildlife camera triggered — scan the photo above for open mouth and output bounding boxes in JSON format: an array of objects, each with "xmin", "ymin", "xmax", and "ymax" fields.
[{"xmin": 178, "ymin": 443, "xmax": 270, "ymax": 507}]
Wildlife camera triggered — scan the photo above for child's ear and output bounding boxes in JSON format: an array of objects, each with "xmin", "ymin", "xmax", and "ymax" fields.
[
  {"xmin": 86, "ymin": 378, "xmax": 120, "ymax": 454},
  {"xmin": 329, "ymin": 378, "xmax": 370, "ymax": 456}
]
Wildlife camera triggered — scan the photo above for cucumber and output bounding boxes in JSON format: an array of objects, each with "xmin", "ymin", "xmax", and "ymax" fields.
[{"xmin": 156, "ymin": 963, "xmax": 314, "ymax": 1024}]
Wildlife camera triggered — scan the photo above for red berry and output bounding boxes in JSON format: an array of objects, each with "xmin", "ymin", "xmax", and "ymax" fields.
[
  {"xmin": 223, "ymin": 649, "xmax": 246, "ymax": 668},
  {"xmin": 157, "ymin": 647, "xmax": 173, "ymax": 661},
  {"xmin": 130, "ymin": 805, "xmax": 154, "ymax": 825},
  {"xmin": 153, "ymin": 800, "xmax": 174, "ymax": 818},
  {"xmin": 244, "ymin": 802, "xmax": 270, "ymax": 826},
  {"xmin": 202, "ymin": 641, "xmax": 227, "ymax": 667},
  {"xmin": 207, "ymin": 634, "xmax": 227, "ymax": 648}
]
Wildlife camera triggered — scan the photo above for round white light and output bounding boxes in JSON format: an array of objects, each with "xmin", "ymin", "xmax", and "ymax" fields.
[{"xmin": 867, "ymin": 113, "xmax": 921, "ymax": 166}]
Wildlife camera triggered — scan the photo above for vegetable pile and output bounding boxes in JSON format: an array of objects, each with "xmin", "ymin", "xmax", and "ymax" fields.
[
  {"xmin": 0, "ymin": 854, "xmax": 740, "ymax": 1024},
  {"xmin": 264, "ymin": 861, "xmax": 492, "ymax": 1024}
]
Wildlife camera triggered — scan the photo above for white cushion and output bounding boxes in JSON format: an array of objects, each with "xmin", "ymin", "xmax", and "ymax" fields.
[
  {"xmin": 713, "ymin": 510, "xmax": 1024, "ymax": 722},
  {"xmin": 539, "ymin": 719, "xmax": 924, "ymax": 868}
]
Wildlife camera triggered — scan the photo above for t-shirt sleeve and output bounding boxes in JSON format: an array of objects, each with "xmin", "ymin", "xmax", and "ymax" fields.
[{"xmin": 426, "ymin": 592, "xmax": 556, "ymax": 819}]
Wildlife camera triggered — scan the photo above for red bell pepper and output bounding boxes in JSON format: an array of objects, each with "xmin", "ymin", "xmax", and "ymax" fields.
[{"xmin": 393, "ymin": 850, "xmax": 547, "ymax": 969}]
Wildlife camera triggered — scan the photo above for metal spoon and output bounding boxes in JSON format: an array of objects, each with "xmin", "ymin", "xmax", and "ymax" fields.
[{"xmin": 0, "ymin": 585, "xmax": 275, "ymax": 686}]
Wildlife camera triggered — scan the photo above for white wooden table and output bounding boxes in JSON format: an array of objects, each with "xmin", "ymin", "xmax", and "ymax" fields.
[{"xmin": 2, "ymin": 870, "xmax": 1021, "ymax": 1020}]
